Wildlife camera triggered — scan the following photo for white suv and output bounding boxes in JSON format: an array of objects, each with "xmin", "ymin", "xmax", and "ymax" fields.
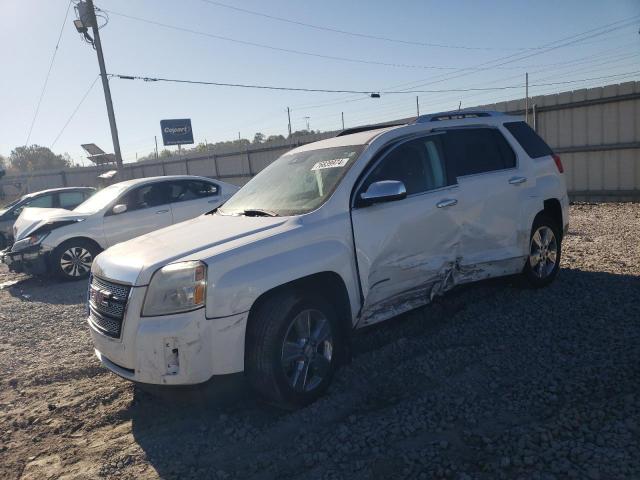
[
  {"xmin": 88, "ymin": 111, "xmax": 569, "ymax": 408},
  {"xmin": 2, "ymin": 175, "xmax": 238, "ymax": 280}
]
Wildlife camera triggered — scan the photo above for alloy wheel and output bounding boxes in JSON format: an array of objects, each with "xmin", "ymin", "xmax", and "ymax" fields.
[
  {"xmin": 60, "ymin": 247, "xmax": 93, "ymax": 277},
  {"xmin": 281, "ymin": 309, "xmax": 333, "ymax": 393},
  {"xmin": 529, "ymin": 226, "xmax": 558, "ymax": 279}
]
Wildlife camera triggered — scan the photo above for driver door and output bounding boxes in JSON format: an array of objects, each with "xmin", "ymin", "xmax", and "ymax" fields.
[
  {"xmin": 351, "ymin": 134, "xmax": 461, "ymax": 327},
  {"xmin": 102, "ymin": 182, "xmax": 174, "ymax": 248}
]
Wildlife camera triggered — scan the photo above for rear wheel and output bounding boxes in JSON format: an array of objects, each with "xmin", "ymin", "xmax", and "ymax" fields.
[
  {"xmin": 51, "ymin": 239, "xmax": 100, "ymax": 281},
  {"xmin": 245, "ymin": 290, "xmax": 342, "ymax": 408},
  {"xmin": 522, "ymin": 213, "xmax": 561, "ymax": 287}
]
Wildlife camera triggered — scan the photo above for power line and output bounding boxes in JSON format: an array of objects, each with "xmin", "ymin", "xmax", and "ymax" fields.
[
  {"xmin": 102, "ymin": 8, "xmax": 591, "ymax": 72},
  {"xmin": 109, "ymin": 70, "xmax": 640, "ymax": 95},
  {"xmin": 50, "ymin": 75, "xmax": 100, "ymax": 148},
  {"xmin": 200, "ymin": 0, "xmax": 543, "ymax": 52},
  {"xmin": 25, "ymin": 0, "xmax": 73, "ymax": 146}
]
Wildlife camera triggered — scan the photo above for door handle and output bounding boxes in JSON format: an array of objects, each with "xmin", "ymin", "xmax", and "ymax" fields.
[
  {"xmin": 508, "ymin": 176, "xmax": 527, "ymax": 185},
  {"xmin": 155, "ymin": 209, "xmax": 169, "ymax": 214},
  {"xmin": 436, "ymin": 198, "xmax": 458, "ymax": 208}
]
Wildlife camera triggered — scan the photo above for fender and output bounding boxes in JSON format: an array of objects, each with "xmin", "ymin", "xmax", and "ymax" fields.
[{"xmin": 204, "ymin": 217, "xmax": 360, "ymax": 321}]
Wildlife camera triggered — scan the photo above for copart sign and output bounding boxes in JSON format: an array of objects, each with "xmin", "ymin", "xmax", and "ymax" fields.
[{"xmin": 160, "ymin": 119, "xmax": 194, "ymax": 146}]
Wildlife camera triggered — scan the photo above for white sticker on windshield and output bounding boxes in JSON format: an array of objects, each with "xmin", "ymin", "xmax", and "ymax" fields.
[{"xmin": 311, "ymin": 158, "xmax": 350, "ymax": 171}]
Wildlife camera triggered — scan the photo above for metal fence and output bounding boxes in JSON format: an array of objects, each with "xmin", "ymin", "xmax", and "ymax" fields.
[{"xmin": 2, "ymin": 81, "xmax": 639, "ymax": 202}]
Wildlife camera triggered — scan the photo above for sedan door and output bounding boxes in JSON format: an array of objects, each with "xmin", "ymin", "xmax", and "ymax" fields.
[
  {"xmin": 350, "ymin": 134, "xmax": 461, "ymax": 327},
  {"xmin": 102, "ymin": 182, "xmax": 174, "ymax": 248},
  {"xmin": 168, "ymin": 179, "xmax": 222, "ymax": 223}
]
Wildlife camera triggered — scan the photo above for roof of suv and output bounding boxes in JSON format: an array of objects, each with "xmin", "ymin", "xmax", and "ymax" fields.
[{"xmin": 291, "ymin": 110, "xmax": 524, "ymax": 153}]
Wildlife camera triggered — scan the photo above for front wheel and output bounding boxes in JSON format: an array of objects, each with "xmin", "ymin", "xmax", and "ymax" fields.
[
  {"xmin": 245, "ymin": 291, "xmax": 342, "ymax": 408},
  {"xmin": 51, "ymin": 239, "xmax": 100, "ymax": 281},
  {"xmin": 522, "ymin": 213, "xmax": 561, "ymax": 288}
]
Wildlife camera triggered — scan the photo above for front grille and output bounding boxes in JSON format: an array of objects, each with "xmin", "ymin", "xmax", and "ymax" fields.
[{"xmin": 88, "ymin": 275, "xmax": 131, "ymax": 338}]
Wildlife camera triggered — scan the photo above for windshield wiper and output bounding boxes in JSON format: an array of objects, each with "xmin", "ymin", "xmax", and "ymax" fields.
[{"xmin": 240, "ymin": 209, "xmax": 279, "ymax": 217}]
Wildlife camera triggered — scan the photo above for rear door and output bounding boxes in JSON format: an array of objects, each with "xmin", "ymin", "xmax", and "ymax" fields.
[
  {"xmin": 102, "ymin": 182, "xmax": 174, "ymax": 247},
  {"xmin": 441, "ymin": 127, "xmax": 530, "ymax": 270},
  {"xmin": 169, "ymin": 179, "xmax": 221, "ymax": 223},
  {"xmin": 351, "ymin": 134, "xmax": 461, "ymax": 326}
]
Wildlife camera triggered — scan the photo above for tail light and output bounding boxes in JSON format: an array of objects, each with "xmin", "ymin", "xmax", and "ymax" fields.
[{"xmin": 552, "ymin": 154, "xmax": 564, "ymax": 173}]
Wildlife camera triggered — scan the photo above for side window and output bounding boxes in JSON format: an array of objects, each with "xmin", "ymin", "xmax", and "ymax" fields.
[
  {"xmin": 503, "ymin": 121, "xmax": 553, "ymax": 158},
  {"xmin": 25, "ymin": 194, "xmax": 54, "ymax": 208},
  {"xmin": 59, "ymin": 191, "xmax": 85, "ymax": 209},
  {"xmin": 365, "ymin": 136, "xmax": 449, "ymax": 195},
  {"xmin": 170, "ymin": 180, "xmax": 218, "ymax": 203},
  {"xmin": 121, "ymin": 183, "xmax": 171, "ymax": 212},
  {"xmin": 442, "ymin": 128, "xmax": 516, "ymax": 177}
]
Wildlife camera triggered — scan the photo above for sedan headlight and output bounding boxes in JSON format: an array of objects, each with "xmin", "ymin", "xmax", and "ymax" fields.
[
  {"xmin": 142, "ymin": 261, "xmax": 207, "ymax": 316},
  {"xmin": 12, "ymin": 232, "xmax": 49, "ymax": 252}
]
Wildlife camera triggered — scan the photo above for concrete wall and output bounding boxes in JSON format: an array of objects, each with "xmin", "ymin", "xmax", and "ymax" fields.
[{"xmin": 2, "ymin": 81, "xmax": 639, "ymax": 202}]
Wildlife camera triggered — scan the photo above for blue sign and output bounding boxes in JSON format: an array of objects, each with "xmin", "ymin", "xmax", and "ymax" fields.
[{"xmin": 160, "ymin": 119, "xmax": 194, "ymax": 146}]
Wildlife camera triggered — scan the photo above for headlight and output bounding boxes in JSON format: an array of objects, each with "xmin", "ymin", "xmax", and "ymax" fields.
[
  {"xmin": 142, "ymin": 261, "xmax": 207, "ymax": 316},
  {"xmin": 12, "ymin": 232, "xmax": 49, "ymax": 252}
]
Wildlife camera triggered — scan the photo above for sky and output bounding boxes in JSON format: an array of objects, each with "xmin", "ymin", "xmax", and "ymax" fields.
[{"xmin": 0, "ymin": 0, "xmax": 639, "ymax": 165}]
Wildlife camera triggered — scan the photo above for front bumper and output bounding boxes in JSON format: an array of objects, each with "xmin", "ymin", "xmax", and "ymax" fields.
[
  {"xmin": 0, "ymin": 245, "xmax": 48, "ymax": 275},
  {"xmin": 90, "ymin": 288, "xmax": 249, "ymax": 385}
]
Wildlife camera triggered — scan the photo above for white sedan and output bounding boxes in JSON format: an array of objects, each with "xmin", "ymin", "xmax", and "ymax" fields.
[{"xmin": 1, "ymin": 175, "xmax": 238, "ymax": 280}]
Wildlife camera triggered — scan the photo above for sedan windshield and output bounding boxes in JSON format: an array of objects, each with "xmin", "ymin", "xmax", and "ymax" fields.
[
  {"xmin": 0, "ymin": 196, "xmax": 25, "ymax": 216},
  {"xmin": 74, "ymin": 184, "xmax": 127, "ymax": 214},
  {"xmin": 219, "ymin": 145, "xmax": 364, "ymax": 216}
]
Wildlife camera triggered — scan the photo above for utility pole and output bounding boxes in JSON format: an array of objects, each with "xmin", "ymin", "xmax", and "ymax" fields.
[
  {"xmin": 304, "ymin": 116, "xmax": 310, "ymax": 131},
  {"xmin": 341, "ymin": 112, "xmax": 345, "ymax": 130},
  {"xmin": 525, "ymin": 72, "xmax": 529, "ymax": 124},
  {"xmin": 287, "ymin": 107, "xmax": 292, "ymax": 137},
  {"xmin": 80, "ymin": 0, "xmax": 123, "ymax": 168},
  {"xmin": 154, "ymin": 135, "xmax": 158, "ymax": 160},
  {"xmin": 416, "ymin": 96, "xmax": 420, "ymax": 116}
]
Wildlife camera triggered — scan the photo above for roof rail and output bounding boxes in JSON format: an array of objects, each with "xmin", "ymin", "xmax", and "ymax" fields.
[
  {"xmin": 414, "ymin": 110, "xmax": 505, "ymax": 123},
  {"xmin": 336, "ymin": 121, "xmax": 408, "ymax": 137}
]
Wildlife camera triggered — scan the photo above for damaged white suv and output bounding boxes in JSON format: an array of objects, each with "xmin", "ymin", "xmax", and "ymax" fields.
[{"xmin": 89, "ymin": 111, "xmax": 569, "ymax": 408}]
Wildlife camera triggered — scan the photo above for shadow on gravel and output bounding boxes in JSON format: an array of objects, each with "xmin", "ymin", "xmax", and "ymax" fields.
[
  {"xmin": 125, "ymin": 267, "xmax": 639, "ymax": 479},
  {"xmin": 5, "ymin": 275, "xmax": 88, "ymax": 305}
]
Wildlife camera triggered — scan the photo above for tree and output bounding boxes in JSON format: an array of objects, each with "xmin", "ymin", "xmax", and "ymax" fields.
[
  {"xmin": 9, "ymin": 145, "xmax": 71, "ymax": 171},
  {"xmin": 266, "ymin": 134, "xmax": 285, "ymax": 143},
  {"xmin": 253, "ymin": 132, "xmax": 266, "ymax": 144},
  {"xmin": 0, "ymin": 154, "xmax": 6, "ymax": 170}
]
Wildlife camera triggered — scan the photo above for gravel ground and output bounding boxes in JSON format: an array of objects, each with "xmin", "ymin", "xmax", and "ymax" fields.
[{"xmin": 1, "ymin": 203, "xmax": 639, "ymax": 480}]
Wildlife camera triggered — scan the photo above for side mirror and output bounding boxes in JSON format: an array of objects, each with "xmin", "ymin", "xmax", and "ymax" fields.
[
  {"xmin": 359, "ymin": 180, "xmax": 407, "ymax": 206},
  {"xmin": 112, "ymin": 204, "xmax": 127, "ymax": 215}
]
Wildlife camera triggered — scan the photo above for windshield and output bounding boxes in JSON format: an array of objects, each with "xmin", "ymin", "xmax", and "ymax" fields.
[
  {"xmin": 220, "ymin": 145, "xmax": 364, "ymax": 216},
  {"xmin": 74, "ymin": 184, "xmax": 127, "ymax": 214},
  {"xmin": 0, "ymin": 196, "xmax": 26, "ymax": 216}
]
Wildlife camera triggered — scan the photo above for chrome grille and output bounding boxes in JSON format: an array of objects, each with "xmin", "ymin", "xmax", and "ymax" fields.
[{"xmin": 88, "ymin": 275, "xmax": 131, "ymax": 338}]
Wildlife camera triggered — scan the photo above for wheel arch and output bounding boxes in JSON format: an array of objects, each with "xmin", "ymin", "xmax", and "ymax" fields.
[
  {"xmin": 246, "ymin": 271, "xmax": 353, "ymax": 365},
  {"xmin": 543, "ymin": 198, "xmax": 563, "ymax": 238},
  {"xmin": 55, "ymin": 236, "xmax": 104, "ymax": 254}
]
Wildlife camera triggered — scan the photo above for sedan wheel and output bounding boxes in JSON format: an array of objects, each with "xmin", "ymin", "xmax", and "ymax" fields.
[{"xmin": 60, "ymin": 247, "xmax": 94, "ymax": 278}]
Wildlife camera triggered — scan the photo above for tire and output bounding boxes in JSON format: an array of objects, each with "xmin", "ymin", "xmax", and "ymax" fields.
[
  {"xmin": 522, "ymin": 213, "xmax": 561, "ymax": 288},
  {"xmin": 245, "ymin": 289, "xmax": 343, "ymax": 408},
  {"xmin": 51, "ymin": 238, "xmax": 101, "ymax": 281}
]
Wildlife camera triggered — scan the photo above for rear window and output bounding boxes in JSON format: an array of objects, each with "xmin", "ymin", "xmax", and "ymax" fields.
[
  {"xmin": 441, "ymin": 128, "xmax": 516, "ymax": 177},
  {"xmin": 504, "ymin": 121, "xmax": 553, "ymax": 158}
]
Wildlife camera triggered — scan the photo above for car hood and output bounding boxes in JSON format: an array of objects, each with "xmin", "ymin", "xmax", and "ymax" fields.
[
  {"xmin": 14, "ymin": 208, "xmax": 91, "ymax": 241},
  {"xmin": 92, "ymin": 213, "xmax": 291, "ymax": 286}
]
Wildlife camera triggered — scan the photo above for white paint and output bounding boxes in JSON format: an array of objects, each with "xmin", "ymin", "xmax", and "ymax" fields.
[{"xmin": 90, "ymin": 113, "xmax": 569, "ymax": 384}]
